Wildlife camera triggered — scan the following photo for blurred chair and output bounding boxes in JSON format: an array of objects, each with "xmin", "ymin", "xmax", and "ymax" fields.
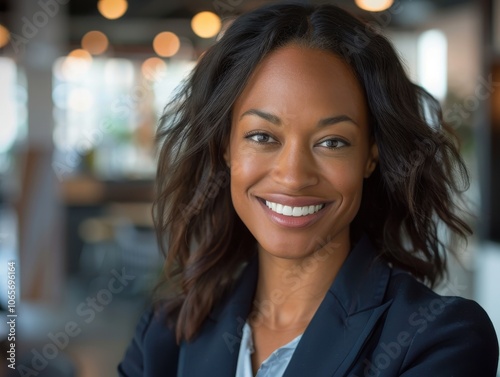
[
  {"xmin": 77, "ymin": 207, "xmax": 162, "ymax": 297},
  {"xmin": 114, "ymin": 220, "xmax": 163, "ymax": 295}
]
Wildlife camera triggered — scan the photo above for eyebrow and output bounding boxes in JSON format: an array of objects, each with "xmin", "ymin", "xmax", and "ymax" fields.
[{"xmin": 239, "ymin": 109, "xmax": 358, "ymax": 128}]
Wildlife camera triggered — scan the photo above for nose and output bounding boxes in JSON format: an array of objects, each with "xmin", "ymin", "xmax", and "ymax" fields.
[{"xmin": 271, "ymin": 140, "xmax": 319, "ymax": 191}]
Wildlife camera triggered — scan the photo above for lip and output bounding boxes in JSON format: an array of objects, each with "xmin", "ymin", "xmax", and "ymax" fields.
[{"xmin": 256, "ymin": 195, "xmax": 331, "ymax": 229}]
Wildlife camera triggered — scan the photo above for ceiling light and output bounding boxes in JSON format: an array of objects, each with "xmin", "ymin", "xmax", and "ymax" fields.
[
  {"xmin": 355, "ymin": 0, "xmax": 394, "ymax": 12},
  {"xmin": 0, "ymin": 24, "xmax": 9, "ymax": 48},
  {"xmin": 98, "ymin": 0, "xmax": 128, "ymax": 20},
  {"xmin": 141, "ymin": 57, "xmax": 167, "ymax": 81},
  {"xmin": 153, "ymin": 32, "xmax": 180, "ymax": 58},
  {"xmin": 82, "ymin": 30, "xmax": 109, "ymax": 55},
  {"xmin": 191, "ymin": 11, "xmax": 222, "ymax": 38}
]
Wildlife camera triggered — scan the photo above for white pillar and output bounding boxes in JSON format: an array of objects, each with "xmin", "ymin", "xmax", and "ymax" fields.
[
  {"xmin": 10, "ymin": 0, "xmax": 69, "ymax": 303},
  {"xmin": 474, "ymin": 243, "xmax": 500, "ymax": 373}
]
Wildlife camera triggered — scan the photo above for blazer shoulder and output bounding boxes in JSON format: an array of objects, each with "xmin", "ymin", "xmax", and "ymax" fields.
[
  {"xmin": 385, "ymin": 270, "xmax": 499, "ymax": 376},
  {"xmin": 118, "ymin": 307, "xmax": 153, "ymax": 376},
  {"xmin": 118, "ymin": 305, "xmax": 179, "ymax": 377}
]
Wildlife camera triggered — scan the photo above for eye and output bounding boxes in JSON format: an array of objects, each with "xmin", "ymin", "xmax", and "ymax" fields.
[
  {"xmin": 317, "ymin": 138, "xmax": 350, "ymax": 149},
  {"xmin": 245, "ymin": 132, "xmax": 278, "ymax": 144}
]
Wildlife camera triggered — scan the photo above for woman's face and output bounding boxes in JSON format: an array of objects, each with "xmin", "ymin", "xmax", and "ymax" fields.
[{"xmin": 225, "ymin": 45, "xmax": 378, "ymax": 259}]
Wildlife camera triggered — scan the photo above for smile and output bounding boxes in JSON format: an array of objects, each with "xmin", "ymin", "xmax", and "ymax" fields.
[{"xmin": 265, "ymin": 200, "xmax": 325, "ymax": 217}]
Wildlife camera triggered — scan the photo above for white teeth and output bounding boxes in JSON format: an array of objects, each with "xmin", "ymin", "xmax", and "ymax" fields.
[{"xmin": 265, "ymin": 200, "xmax": 325, "ymax": 217}]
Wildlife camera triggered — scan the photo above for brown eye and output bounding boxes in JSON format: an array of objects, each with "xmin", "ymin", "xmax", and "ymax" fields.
[
  {"xmin": 245, "ymin": 132, "xmax": 277, "ymax": 144},
  {"xmin": 318, "ymin": 138, "xmax": 349, "ymax": 149}
]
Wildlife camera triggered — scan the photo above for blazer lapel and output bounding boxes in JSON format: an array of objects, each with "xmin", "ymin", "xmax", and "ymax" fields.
[
  {"xmin": 283, "ymin": 235, "xmax": 392, "ymax": 377},
  {"xmin": 177, "ymin": 256, "xmax": 259, "ymax": 377},
  {"xmin": 178, "ymin": 235, "xmax": 392, "ymax": 377}
]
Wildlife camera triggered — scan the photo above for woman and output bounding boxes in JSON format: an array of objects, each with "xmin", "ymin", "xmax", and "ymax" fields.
[{"xmin": 119, "ymin": 3, "xmax": 499, "ymax": 376}]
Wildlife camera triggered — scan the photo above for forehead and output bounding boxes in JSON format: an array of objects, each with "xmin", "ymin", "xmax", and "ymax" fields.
[{"xmin": 232, "ymin": 44, "xmax": 368, "ymax": 126}]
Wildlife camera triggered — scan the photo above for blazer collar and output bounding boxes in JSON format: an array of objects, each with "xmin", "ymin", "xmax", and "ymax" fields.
[
  {"xmin": 282, "ymin": 234, "xmax": 392, "ymax": 377},
  {"xmin": 178, "ymin": 234, "xmax": 392, "ymax": 377},
  {"xmin": 329, "ymin": 234, "xmax": 391, "ymax": 315}
]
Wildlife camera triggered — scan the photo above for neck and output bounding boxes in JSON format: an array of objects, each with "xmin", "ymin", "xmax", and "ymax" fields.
[{"xmin": 250, "ymin": 234, "xmax": 350, "ymax": 331}]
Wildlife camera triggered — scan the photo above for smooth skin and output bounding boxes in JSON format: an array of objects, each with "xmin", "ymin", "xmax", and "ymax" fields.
[{"xmin": 224, "ymin": 45, "xmax": 379, "ymax": 374}]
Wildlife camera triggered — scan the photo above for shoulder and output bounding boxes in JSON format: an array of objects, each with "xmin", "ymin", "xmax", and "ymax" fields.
[
  {"xmin": 385, "ymin": 268, "xmax": 493, "ymax": 327},
  {"xmin": 382, "ymin": 269, "xmax": 499, "ymax": 375},
  {"xmin": 118, "ymin": 304, "xmax": 179, "ymax": 377}
]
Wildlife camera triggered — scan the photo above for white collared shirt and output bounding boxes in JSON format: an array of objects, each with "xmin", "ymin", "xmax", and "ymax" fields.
[{"xmin": 235, "ymin": 321, "xmax": 302, "ymax": 377}]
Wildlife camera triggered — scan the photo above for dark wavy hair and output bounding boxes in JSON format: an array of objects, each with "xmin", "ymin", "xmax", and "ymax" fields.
[{"xmin": 152, "ymin": 2, "xmax": 471, "ymax": 342}]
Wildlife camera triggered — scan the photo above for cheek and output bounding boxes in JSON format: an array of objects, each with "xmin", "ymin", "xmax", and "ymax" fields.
[
  {"xmin": 230, "ymin": 153, "xmax": 255, "ymax": 190},
  {"xmin": 228, "ymin": 149, "xmax": 265, "ymax": 205},
  {"xmin": 322, "ymin": 159, "xmax": 366, "ymax": 200}
]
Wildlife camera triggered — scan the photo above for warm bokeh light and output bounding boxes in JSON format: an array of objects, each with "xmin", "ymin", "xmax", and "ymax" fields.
[
  {"xmin": 141, "ymin": 57, "xmax": 167, "ymax": 81},
  {"xmin": 0, "ymin": 24, "xmax": 9, "ymax": 48},
  {"xmin": 191, "ymin": 11, "xmax": 222, "ymax": 39},
  {"xmin": 153, "ymin": 32, "xmax": 180, "ymax": 57},
  {"xmin": 62, "ymin": 49, "xmax": 93, "ymax": 79},
  {"xmin": 68, "ymin": 49, "xmax": 93, "ymax": 62},
  {"xmin": 97, "ymin": 0, "xmax": 128, "ymax": 20},
  {"xmin": 355, "ymin": 0, "xmax": 394, "ymax": 12},
  {"xmin": 82, "ymin": 30, "xmax": 109, "ymax": 55}
]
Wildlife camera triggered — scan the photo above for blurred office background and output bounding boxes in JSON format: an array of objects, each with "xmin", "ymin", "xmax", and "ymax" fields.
[{"xmin": 0, "ymin": 0, "xmax": 499, "ymax": 375}]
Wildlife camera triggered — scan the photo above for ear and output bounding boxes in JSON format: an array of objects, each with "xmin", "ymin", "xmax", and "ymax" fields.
[{"xmin": 364, "ymin": 142, "xmax": 378, "ymax": 178}]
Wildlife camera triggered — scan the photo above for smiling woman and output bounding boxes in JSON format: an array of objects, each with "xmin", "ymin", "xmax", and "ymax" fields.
[
  {"xmin": 226, "ymin": 46, "xmax": 376, "ymax": 264},
  {"xmin": 118, "ymin": 3, "xmax": 499, "ymax": 377}
]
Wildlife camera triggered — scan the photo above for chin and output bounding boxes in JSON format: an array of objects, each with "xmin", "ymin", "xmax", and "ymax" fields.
[{"xmin": 257, "ymin": 236, "xmax": 327, "ymax": 260}]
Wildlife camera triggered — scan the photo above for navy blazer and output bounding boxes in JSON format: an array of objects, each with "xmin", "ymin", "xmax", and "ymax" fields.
[{"xmin": 118, "ymin": 236, "xmax": 499, "ymax": 376}]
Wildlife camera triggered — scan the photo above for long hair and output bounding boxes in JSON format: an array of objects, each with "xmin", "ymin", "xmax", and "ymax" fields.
[{"xmin": 152, "ymin": 2, "xmax": 471, "ymax": 342}]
